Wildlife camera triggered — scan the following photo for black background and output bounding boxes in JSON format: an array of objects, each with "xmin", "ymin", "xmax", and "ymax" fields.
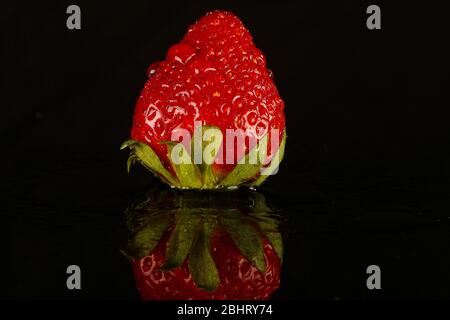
[{"xmin": 1, "ymin": 0, "xmax": 449, "ymax": 299}]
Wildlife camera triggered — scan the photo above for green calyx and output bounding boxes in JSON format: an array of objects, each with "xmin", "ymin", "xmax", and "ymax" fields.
[
  {"xmin": 120, "ymin": 127, "xmax": 286, "ymax": 189},
  {"xmin": 122, "ymin": 189, "xmax": 283, "ymax": 292}
]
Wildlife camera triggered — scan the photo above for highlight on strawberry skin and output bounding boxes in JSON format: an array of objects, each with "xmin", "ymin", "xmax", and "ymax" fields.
[
  {"xmin": 121, "ymin": 10, "xmax": 286, "ymax": 189},
  {"xmin": 122, "ymin": 188, "xmax": 283, "ymax": 300}
]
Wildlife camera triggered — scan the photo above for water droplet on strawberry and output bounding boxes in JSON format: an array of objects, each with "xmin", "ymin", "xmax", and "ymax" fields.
[
  {"xmin": 167, "ymin": 43, "xmax": 196, "ymax": 64},
  {"xmin": 232, "ymin": 95, "xmax": 243, "ymax": 108},
  {"xmin": 256, "ymin": 119, "xmax": 268, "ymax": 138},
  {"xmin": 219, "ymin": 103, "xmax": 231, "ymax": 117},
  {"xmin": 234, "ymin": 115, "xmax": 245, "ymax": 129},
  {"xmin": 166, "ymin": 105, "xmax": 187, "ymax": 120},
  {"xmin": 245, "ymin": 111, "xmax": 258, "ymax": 126},
  {"xmin": 147, "ymin": 61, "xmax": 161, "ymax": 78}
]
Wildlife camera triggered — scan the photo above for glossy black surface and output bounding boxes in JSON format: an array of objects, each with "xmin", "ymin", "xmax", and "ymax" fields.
[{"xmin": 2, "ymin": 1, "xmax": 449, "ymax": 299}]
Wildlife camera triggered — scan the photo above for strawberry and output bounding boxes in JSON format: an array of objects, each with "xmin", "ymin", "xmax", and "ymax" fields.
[
  {"xmin": 122, "ymin": 189, "xmax": 283, "ymax": 300},
  {"xmin": 121, "ymin": 11, "xmax": 286, "ymax": 189}
]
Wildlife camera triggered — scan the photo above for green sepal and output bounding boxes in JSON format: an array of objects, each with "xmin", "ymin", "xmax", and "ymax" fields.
[
  {"xmin": 127, "ymin": 154, "xmax": 137, "ymax": 173},
  {"xmin": 265, "ymin": 232, "xmax": 283, "ymax": 264},
  {"xmin": 249, "ymin": 192, "xmax": 273, "ymax": 213},
  {"xmin": 188, "ymin": 219, "xmax": 220, "ymax": 291},
  {"xmin": 121, "ymin": 214, "xmax": 171, "ymax": 259},
  {"xmin": 120, "ymin": 139, "xmax": 136, "ymax": 150},
  {"xmin": 163, "ymin": 210, "xmax": 201, "ymax": 270},
  {"xmin": 219, "ymin": 133, "xmax": 268, "ymax": 187},
  {"xmin": 219, "ymin": 213, "xmax": 266, "ymax": 273},
  {"xmin": 120, "ymin": 139, "xmax": 180, "ymax": 187},
  {"xmin": 253, "ymin": 215, "xmax": 283, "ymax": 264},
  {"xmin": 202, "ymin": 166, "xmax": 219, "ymax": 188},
  {"xmin": 192, "ymin": 126, "xmax": 222, "ymax": 188},
  {"xmin": 121, "ymin": 128, "xmax": 286, "ymax": 189},
  {"xmin": 248, "ymin": 192, "xmax": 283, "ymax": 264},
  {"xmin": 252, "ymin": 130, "xmax": 287, "ymax": 186},
  {"xmin": 161, "ymin": 141, "xmax": 203, "ymax": 189}
]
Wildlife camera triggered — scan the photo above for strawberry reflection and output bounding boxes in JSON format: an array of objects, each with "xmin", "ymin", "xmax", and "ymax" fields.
[{"xmin": 122, "ymin": 188, "xmax": 283, "ymax": 300}]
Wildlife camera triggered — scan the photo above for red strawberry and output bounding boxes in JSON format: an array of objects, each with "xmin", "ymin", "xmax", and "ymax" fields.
[
  {"xmin": 121, "ymin": 11, "xmax": 286, "ymax": 189},
  {"xmin": 123, "ymin": 189, "xmax": 283, "ymax": 300}
]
